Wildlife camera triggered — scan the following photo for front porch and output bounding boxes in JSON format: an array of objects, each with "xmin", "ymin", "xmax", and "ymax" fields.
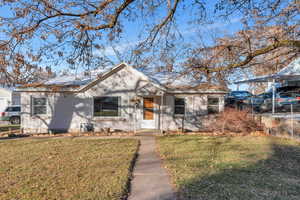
[{"xmin": 134, "ymin": 83, "xmax": 165, "ymax": 133}]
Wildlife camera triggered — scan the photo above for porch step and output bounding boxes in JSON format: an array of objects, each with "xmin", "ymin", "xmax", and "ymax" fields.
[{"xmin": 135, "ymin": 129, "xmax": 161, "ymax": 136}]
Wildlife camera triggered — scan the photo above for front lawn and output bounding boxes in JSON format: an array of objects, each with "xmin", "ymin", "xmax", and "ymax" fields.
[
  {"xmin": 0, "ymin": 138, "xmax": 138, "ymax": 200},
  {"xmin": 158, "ymin": 135, "xmax": 300, "ymax": 200}
]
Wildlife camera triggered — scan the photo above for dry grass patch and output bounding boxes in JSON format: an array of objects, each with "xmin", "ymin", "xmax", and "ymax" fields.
[
  {"xmin": 0, "ymin": 138, "xmax": 138, "ymax": 200},
  {"xmin": 158, "ymin": 135, "xmax": 300, "ymax": 200}
]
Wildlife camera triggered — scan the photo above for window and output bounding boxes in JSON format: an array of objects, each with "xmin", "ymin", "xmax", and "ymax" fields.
[
  {"xmin": 32, "ymin": 97, "xmax": 47, "ymax": 115},
  {"xmin": 207, "ymin": 97, "xmax": 219, "ymax": 114},
  {"xmin": 94, "ymin": 97, "xmax": 120, "ymax": 117},
  {"xmin": 5, "ymin": 107, "xmax": 21, "ymax": 112},
  {"xmin": 174, "ymin": 98, "xmax": 185, "ymax": 115}
]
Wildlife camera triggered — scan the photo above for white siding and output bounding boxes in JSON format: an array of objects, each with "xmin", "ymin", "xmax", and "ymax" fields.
[
  {"xmin": 21, "ymin": 66, "xmax": 151, "ymax": 133},
  {"xmin": 21, "ymin": 65, "xmax": 226, "ymax": 133},
  {"xmin": 162, "ymin": 94, "xmax": 225, "ymax": 131}
]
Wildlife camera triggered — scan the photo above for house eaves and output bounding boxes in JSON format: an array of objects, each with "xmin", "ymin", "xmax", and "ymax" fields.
[
  {"xmin": 167, "ymin": 90, "xmax": 228, "ymax": 94},
  {"xmin": 18, "ymin": 62, "xmax": 166, "ymax": 94},
  {"xmin": 76, "ymin": 63, "xmax": 127, "ymax": 93},
  {"xmin": 76, "ymin": 62, "xmax": 168, "ymax": 93},
  {"xmin": 129, "ymin": 66, "xmax": 167, "ymax": 92},
  {"xmin": 16, "ymin": 62, "xmax": 226, "ymax": 95}
]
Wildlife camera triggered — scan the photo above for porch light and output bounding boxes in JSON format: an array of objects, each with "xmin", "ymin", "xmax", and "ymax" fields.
[{"xmin": 130, "ymin": 97, "xmax": 141, "ymax": 105}]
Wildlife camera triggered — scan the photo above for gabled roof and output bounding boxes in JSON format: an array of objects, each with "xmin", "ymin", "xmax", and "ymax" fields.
[
  {"xmin": 150, "ymin": 71, "xmax": 202, "ymax": 87},
  {"xmin": 17, "ymin": 63, "xmax": 124, "ymax": 92},
  {"xmin": 77, "ymin": 63, "xmax": 127, "ymax": 92},
  {"xmin": 18, "ymin": 66, "xmax": 117, "ymax": 90},
  {"xmin": 77, "ymin": 63, "xmax": 167, "ymax": 93},
  {"xmin": 17, "ymin": 62, "xmax": 227, "ymax": 94}
]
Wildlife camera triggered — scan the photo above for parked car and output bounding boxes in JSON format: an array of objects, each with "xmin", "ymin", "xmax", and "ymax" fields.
[
  {"xmin": 259, "ymin": 92, "xmax": 300, "ymax": 112},
  {"xmin": 277, "ymin": 85, "xmax": 300, "ymax": 93},
  {"xmin": 0, "ymin": 106, "xmax": 21, "ymax": 124},
  {"xmin": 246, "ymin": 92, "xmax": 272, "ymax": 111},
  {"xmin": 225, "ymin": 91, "xmax": 253, "ymax": 109},
  {"xmin": 255, "ymin": 93, "xmax": 273, "ymax": 104}
]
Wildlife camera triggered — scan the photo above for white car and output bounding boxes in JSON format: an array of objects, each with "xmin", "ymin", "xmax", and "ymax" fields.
[{"xmin": 0, "ymin": 106, "xmax": 21, "ymax": 124}]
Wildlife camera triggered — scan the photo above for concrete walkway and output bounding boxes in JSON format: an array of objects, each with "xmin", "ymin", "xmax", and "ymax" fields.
[{"xmin": 129, "ymin": 136, "xmax": 176, "ymax": 200}]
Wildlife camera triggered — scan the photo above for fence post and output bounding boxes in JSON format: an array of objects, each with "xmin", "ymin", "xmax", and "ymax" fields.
[
  {"xmin": 181, "ymin": 116, "xmax": 184, "ymax": 133},
  {"xmin": 272, "ymin": 79, "xmax": 276, "ymax": 114},
  {"xmin": 291, "ymin": 104, "xmax": 294, "ymax": 138}
]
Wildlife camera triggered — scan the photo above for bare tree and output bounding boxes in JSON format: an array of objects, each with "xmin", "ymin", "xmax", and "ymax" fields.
[
  {"xmin": 185, "ymin": 0, "xmax": 299, "ymax": 83},
  {"xmin": 0, "ymin": 0, "xmax": 298, "ymax": 86}
]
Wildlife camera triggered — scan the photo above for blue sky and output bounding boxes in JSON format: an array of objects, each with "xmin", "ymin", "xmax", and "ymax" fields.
[{"xmin": 0, "ymin": 1, "xmax": 245, "ymax": 88}]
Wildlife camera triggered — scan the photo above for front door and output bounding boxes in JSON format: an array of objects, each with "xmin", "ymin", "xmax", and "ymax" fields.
[{"xmin": 141, "ymin": 97, "xmax": 156, "ymax": 129}]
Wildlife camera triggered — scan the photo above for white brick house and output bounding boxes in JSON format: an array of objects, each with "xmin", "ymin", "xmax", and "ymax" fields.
[{"xmin": 17, "ymin": 63, "xmax": 227, "ymax": 134}]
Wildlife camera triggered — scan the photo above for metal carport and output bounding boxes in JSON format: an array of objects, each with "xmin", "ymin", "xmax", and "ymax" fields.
[{"xmin": 234, "ymin": 58, "xmax": 300, "ymax": 114}]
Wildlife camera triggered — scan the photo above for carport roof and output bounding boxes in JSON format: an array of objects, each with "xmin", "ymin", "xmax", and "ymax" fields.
[{"xmin": 234, "ymin": 58, "xmax": 300, "ymax": 84}]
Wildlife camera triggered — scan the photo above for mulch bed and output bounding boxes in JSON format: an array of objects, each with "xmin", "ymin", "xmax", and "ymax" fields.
[
  {"xmin": 28, "ymin": 131, "xmax": 135, "ymax": 137},
  {"xmin": 164, "ymin": 130, "xmax": 268, "ymax": 137},
  {"xmin": 0, "ymin": 131, "xmax": 135, "ymax": 139}
]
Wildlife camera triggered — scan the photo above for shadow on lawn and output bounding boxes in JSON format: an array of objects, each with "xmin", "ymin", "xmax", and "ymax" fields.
[{"xmin": 177, "ymin": 140, "xmax": 300, "ymax": 200}]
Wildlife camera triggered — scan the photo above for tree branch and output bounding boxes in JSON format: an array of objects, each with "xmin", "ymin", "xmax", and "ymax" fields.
[
  {"xmin": 80, "ymin": 0, "xmax": 135, "ymax": 30},
  {"xmin": 148, "ymin": 0, "xmax": 180, "ymax": 45},
  {"xmin": 203, "ymin": 40, "xmax": 300, "ymax": 73},
  {"xmin": 16, "ymin": 0, "xmax": 130, "ymax": 35}
]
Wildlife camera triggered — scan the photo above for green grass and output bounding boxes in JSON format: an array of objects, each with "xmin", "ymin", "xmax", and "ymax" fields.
[
  {"xmin": 158, "ymin": 135, "xmax": 300, "ymax": 200},
  {"xmin": 0, "ymin": 124, "xmax": 20, "ymax": 132},
  {"xmin": 0, "ymin": 138, "xmax": 139, "ymax": 200}
]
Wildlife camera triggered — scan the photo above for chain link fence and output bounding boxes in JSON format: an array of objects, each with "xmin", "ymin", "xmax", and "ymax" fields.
[{"xmin": 259, "ymin": 104, "xmax": 300, "ymax": 140}]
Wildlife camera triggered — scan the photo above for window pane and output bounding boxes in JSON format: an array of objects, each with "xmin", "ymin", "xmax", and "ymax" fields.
[
  {"xmin": 12, "ymin": 107, "xmax": 20, "ymax": 112},
  {"xmin": 208, "ymin": 97, "xmax": 219, "ymax": 114},
  {"xmin": 33, "ymin": 98, "xmax": 46, "ymax": 105},
  {"xmin": 95, "ymin": 110, "xmax": 119, "ymax": 116},
  {"xmin": 5, "ymin": 107, "xmax": 12, "ymax": 112},
  {"xmin": 33, "ymin": 106, "xmax": 47, "ymax": 115},
  {"xmin": 208, "ymin": 106, "xmax": 219, "ymax": 114},
  {"xmin": 32, "ymin": 98, "xmax": 47, "ymax": 115},
  {"xmin": 94, "ymin": 97, "xmax": 120, "ymax": 117},
  {"xmin": 174, "ymin": 98, "xmax": 185, "ymax": 115},
  {"xmin": 175, "ymin": 98, "xmax": 185, "ymax": 105},
  {"xmin": 208, "ymin": 97, "xmax": 219, "ymax": 105},
  {"xmin": 175, "ymin": 106, "xmax": 185, "ymax": 115}
]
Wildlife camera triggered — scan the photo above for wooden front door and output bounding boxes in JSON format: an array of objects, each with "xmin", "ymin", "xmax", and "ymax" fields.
[
  {"xmin": 143, "ymin": 97, "xmax": 154, "ymax": 120},
  {"xmin": 141, "ymin": 97, "xmax": 155, "ymax": 128}
]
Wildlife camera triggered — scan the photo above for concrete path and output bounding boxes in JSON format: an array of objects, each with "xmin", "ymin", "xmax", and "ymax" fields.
[{"xmin": 129, "ymin": 136, "xmax": 176, "ymax": 200}]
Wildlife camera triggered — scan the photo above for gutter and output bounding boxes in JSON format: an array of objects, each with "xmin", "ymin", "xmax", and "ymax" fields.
[{"xmin": 167, "ymin": 90, "xmax": 228, "ymax": 94}]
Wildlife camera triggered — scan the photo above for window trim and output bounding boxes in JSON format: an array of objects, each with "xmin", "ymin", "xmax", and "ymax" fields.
[
  {"xmin": 174, "ymin": 97, "xmax": 186, "ymax": 116},
  {"xmin": 93, "ymin": 96, "xmax": 121, "ymax": 117},
  {"xmin": 207, "ymin": 96, "xmax": 220, "ymax": 114},
  {"xmin": 31, "ymin": 97, "xmax": 47, "ymax": 115}
]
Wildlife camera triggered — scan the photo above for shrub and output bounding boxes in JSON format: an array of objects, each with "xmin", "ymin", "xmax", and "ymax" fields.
[{"xmin": 211, "ymin": 108, "xmax": 262, "ymax": 133}]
